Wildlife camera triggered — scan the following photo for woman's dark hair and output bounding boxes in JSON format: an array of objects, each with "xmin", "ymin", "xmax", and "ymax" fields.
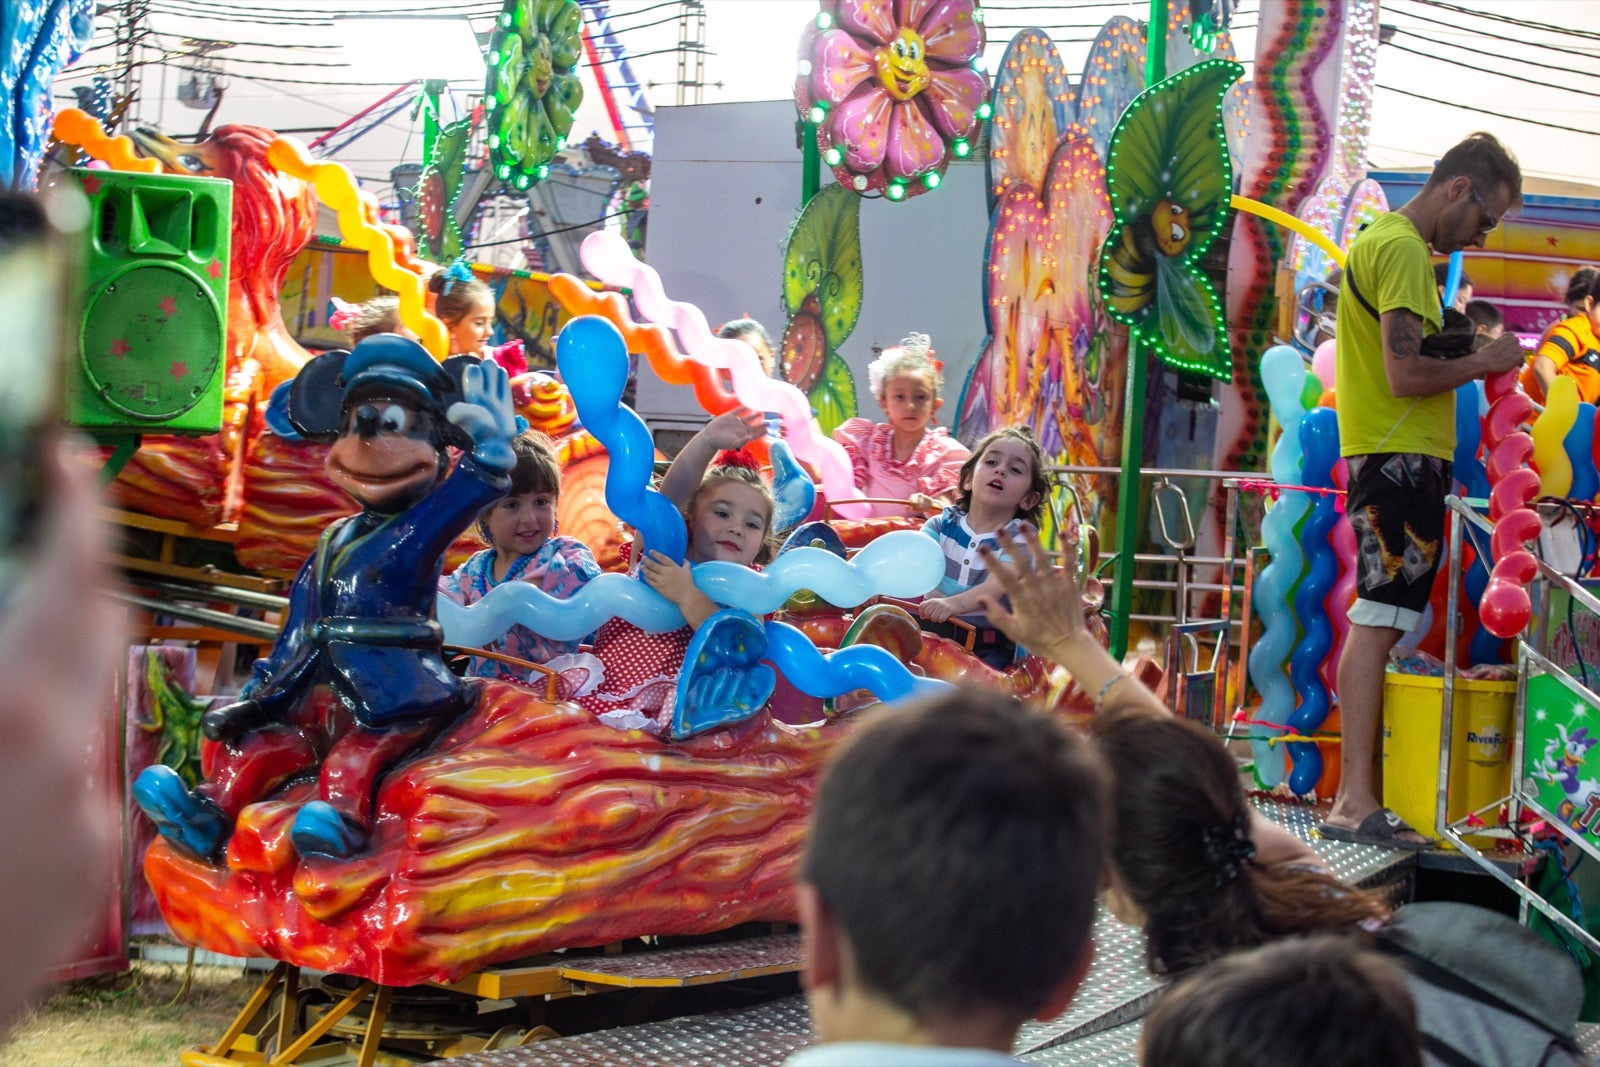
[
  {"xmin": 1565, "ymin": 267, "xmax": 1600, "ymax": 311},
  {"xmin": 1090, "ymin": 708, "xmax": 1390, "ymax": 975},
  {"xmin": 953, "ymin": 426, "xmax": 1048, "ymax": 527}
]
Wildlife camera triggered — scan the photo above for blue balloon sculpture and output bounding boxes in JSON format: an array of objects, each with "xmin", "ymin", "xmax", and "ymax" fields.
[
  {"xmin": 555, "ymin": 315, "xmax": 687, "ymax": 563},
  {"xmin": 1454, "ymin": 381, "xmax": 1490, "ymax": 500},
  {"xmin": 1286, "ymin": 407, "xmax": 1340, "ymax": 796},
  {"xmin": 762, "ymin": 620, "xmax": 951, "ymax": 705},
  {"xmin": 1440, "ymin": 250, "xmax": 1464, "ymax": 310},
  {"xmin": 3, "ymin": 0, "xmax": 94, "ymax": 189},
  {"xmin": 1568, "ymin": 402, "xmax": 1598, "ymax": 502},
  {"xmin": 1248, "ymin": 345, "xmax": 1312, "ymax": 787}
]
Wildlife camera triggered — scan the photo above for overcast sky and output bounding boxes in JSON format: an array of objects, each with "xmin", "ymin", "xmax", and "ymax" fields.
[{"xmin": 54, "ymin": 0, "xmax": 1600, "ymax": 191}]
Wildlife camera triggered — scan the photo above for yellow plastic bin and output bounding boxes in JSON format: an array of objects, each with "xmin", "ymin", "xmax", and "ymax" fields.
[{"xmin": 1382, "ymin": 672, "xmax": 1515, "ymax": 847}]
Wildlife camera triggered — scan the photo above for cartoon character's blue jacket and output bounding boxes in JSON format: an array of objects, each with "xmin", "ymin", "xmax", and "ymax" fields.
[{"xmin": 242, "ymin": 456, "xmax": 509, "ymax": 728}]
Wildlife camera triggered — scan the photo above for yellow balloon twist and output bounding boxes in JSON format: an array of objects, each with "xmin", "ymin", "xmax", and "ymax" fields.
[
  {"xmin": 1231, "ymin": 195, "xmax": 1346, "ymax": 269},
  {"xmin": 50, "ymin": 109, "xmax": 163, "ymax": 173},
  {"xmin": 265, "ymin": 137, "xmax": 447, "ymax": 360},
  {"xmin": 1532, "ymin": 376, "xmax": 1578, "ymax": 498}
]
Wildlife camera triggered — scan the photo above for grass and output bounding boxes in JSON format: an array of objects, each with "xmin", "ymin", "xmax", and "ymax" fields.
[{"xmin": 0, "ymin": 959, "xmax": 255, "ymax": 1067}]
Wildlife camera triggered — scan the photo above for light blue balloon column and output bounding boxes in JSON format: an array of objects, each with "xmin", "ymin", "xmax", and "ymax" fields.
[
  {"xmin": 1248, "ymin": 345, "xmax": 1312, "ymax": 787},
  {"xmin": 1286, "ymin": 407, "xmax": 1340, "ymax": 796}
]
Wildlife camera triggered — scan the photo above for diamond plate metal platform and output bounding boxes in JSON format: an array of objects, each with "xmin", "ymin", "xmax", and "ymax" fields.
[
  {"xmin": 1252, "ymin": 793, "xmax": 1416, "ymax": 889},
  {"xmin": 1022, "ymin": 1019, "xmax": 1142, "ymax": 1066},
  {"xmin": 447, "ymin": 995, "xmax": 813, "ymax": 1067},
  {"xmin": 1012, "ymin": 911, "xmax": 1158, "ymax": 1054},
  {"xmin": 556, "ymin": 933, "xmax": 802, "ymax": 988}
]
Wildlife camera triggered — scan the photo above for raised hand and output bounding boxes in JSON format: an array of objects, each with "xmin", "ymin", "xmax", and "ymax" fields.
[
  {"xmin": 703, "ymin": 407, "xmax": 768, "ymax": 451},
  {"xmin": 448, "ymin": 359, "xmax": 519, "ymax": 471}
]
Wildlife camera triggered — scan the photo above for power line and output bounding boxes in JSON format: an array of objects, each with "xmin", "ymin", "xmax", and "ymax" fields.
[
  {"xmin": 1388, "ymin": 25, "xmax": 1600, "ymax": 82},
  {"xmin": 1408, "ymin": 0, "xmax": 1600, "ymax": 44},
  {"xmin": 1383, "ymin": 39, "xmax": 1600, "ymax": 100},
  {"xmin": 1378, "ymin": 82, "xmax": 1600, "ymax": 137},
  {"xmin": 1385, "ymin": 2, "xmax": 1600, "ymax": 64}
]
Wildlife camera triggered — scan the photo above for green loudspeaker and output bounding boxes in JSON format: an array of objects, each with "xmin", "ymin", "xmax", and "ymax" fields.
[{"xmin": 68, "ymin": 167, "xmax": 231, "ymax": 435}]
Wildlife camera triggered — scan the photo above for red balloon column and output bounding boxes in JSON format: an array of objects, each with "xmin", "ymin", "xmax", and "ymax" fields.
[{"xmin": 1479, "ymin": 369, "xmax": 1542, "ymax": 638}]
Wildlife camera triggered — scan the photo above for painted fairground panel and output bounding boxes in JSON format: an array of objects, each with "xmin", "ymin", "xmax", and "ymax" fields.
[
  {"xmin": 1523, "ymin": 669, "xmax": 1600, "ymax": 849},
  {"xmin": 956, "ymin": 26, "xmax": 1140, "ymax": 532},
  {"xmin": 280, "ymin": 243, "xmax": 575, "ymax": 370}
]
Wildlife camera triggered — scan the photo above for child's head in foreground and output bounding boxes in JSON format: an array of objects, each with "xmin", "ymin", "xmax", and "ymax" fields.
[
  {"xmin": 798, "ymin": 687, "xmax": 1108, "ymax": 1047},
  {"xmin": 869, "ymin": 334, "xmax": 945, "ymax": 437},
  {"xmin": 1139, "ymin": 935, "xmax": 1421, "ymax": 1067}
]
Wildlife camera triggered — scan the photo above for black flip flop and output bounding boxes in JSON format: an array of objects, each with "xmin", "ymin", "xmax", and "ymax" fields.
[{"xmin": 1316, "ymin": 808, "xmax": 1433, "ymax": 852}]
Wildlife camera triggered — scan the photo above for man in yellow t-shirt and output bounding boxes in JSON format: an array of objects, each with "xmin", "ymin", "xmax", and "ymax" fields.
[{"xmin": 1322, "ymin": 133, "xmax": 1527, "ymax": 851}]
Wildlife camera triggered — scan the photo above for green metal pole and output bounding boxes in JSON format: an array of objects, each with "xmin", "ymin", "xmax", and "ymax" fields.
[
  {"xmin": 1108, "ymin": 4, "xmax": 1168, "ymax": 660},
  {"xmin": 799, "ymin": 120, "xmax": 821, "ymax": 208}
]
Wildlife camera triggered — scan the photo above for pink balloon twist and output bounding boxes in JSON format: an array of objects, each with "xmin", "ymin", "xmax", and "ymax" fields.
[{"xmin": 578, "ymin": 231, "xmax": 870, "ymax": 519}]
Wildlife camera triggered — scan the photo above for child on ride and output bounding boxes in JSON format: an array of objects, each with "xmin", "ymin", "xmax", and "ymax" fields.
[
  {"xmin": 429, "ymin": 264, "xmax": 497, "ymax": 358},
  {"xmin": 832, "ymin": 334, "xmax": 970, "ymax": 519},
  {"xmin": 917, "ymin": 426, "xmax": 1049, "ymax": 668},
  {"xmin": 438, "ymin": 432, "xmax": 600, "ymax": 681},
  {"xmin": 561, "ymin": 408, "xmax": 776, "ymax": 733},
  {"xmin": 330, "ymin": 295, "xmax": 412, "ymax": 344}
]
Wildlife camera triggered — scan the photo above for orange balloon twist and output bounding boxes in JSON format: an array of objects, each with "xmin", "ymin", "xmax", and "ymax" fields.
[
  {"xmin": 50, "ymin": 109, "xmax": 162, "ymax": 173},
  {"xmin": 264, "ymin": 137, "xmax": 447, "ymax": 360}
]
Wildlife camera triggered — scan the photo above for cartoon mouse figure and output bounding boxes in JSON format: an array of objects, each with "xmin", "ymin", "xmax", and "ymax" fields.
[{"xmin": 134, "ymin": 335, "xmax": 518, "ymax": 862}]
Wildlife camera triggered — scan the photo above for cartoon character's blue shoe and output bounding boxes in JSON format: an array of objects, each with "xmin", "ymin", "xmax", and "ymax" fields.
[
  {"xmin": 132, "ymin": 765, "xmax": 230, "ymax": 864},
  {"xmin": 778, "ymin": 520, "xmax": 845, "ymax": 558},
  {"xmin": 289, "ymin": 801, "xmax": 368, "ymax": 859},
  {"xmin": 669, "ymin": 609, "xmax": 775, "ymax": 741}
]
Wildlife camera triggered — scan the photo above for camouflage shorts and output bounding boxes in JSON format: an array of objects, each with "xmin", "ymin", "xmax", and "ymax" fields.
[{"xmin": 1345, "ymin": 452, "xmax": 1452, "ymax": 632}]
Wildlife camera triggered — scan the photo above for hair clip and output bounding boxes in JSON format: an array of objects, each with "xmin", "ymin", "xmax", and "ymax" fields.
[
  {"xmin": 442, "ymin": 256, "xmax": 475, "ymax": 296},
  {"xmin": 328, "ymin": 297, "xmax": 359, "ymax": 332}
]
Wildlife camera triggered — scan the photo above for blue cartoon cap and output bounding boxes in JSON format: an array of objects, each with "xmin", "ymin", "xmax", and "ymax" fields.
[
  {"xmin": 286, "ymin": 335, "xmax": 473, "ymax": 445},
  {"xmin": 340, "ymin": 333, "xmax": 452, "ymax": 401}
]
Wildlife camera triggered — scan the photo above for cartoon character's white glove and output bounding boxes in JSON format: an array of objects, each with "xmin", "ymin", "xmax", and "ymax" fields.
[{"xmin": 448, "ymin": 359, "xmax": 518, "ymax": 472}]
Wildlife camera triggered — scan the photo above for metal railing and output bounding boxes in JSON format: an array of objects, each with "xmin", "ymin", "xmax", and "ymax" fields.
[{"xmin": 1438, "ymin": 496, "xmax": 1600, "ymax": 953}]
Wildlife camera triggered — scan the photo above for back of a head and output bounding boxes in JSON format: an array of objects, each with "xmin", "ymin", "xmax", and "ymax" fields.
[
  {"xmin": 1139, "ymin": 935, "xmax": 1422, "ymax": 1067},
  {"xmin": 803, "ymin": 688, "xmax": 1107, "ymax": 1022},
  {"xmin": 1433, "ymin": 261, "xmax": 1473, "ymax": 293},
  {"xmin": 1565, "ymin": 267, "xmax": 1600, "ymax": 312},
  {"xmin": 1463, "ymin": 298, "xmax": 1503, "ymax": 332},
  {"xmin": 1428, "ymin": 131, "xmax": 1523, "ymax": 212}
]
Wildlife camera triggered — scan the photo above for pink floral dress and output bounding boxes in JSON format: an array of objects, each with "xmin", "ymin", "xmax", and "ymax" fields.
[{"xmin": 832, "ymin": 418, "xmax": 970, "ymax": 518}]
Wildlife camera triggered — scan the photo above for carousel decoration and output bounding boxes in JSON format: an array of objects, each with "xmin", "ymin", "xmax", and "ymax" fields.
[
  {"xmin": 1096, "ymin": 58, "xmax": 1243, "ymax": 379},
  {"xmin": 796, "ymin": 0, "xmax": 990, "ymax": 202},
  {"xmin": 485, "ymin": 0, "xmax": 584, "ymax": 191},
  {"xmin": 780, "ymin": 183, "xmax": 864, "ymax": 434}
]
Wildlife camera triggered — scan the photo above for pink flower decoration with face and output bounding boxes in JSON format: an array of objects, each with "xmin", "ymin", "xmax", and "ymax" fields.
[{"xmin": 797, "ymin": 0, "xmax": 989, "ymax": 200}]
